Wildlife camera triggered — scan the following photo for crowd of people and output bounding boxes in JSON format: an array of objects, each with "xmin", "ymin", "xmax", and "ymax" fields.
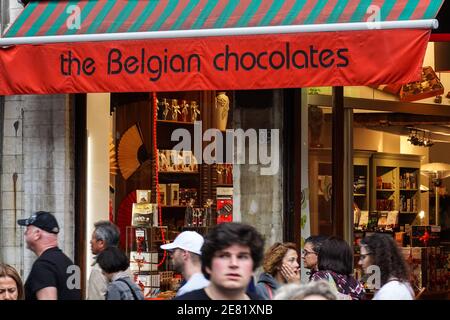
[{"xmin": 0, "ymin": 210, "xmax": 416, "ymax": 300}]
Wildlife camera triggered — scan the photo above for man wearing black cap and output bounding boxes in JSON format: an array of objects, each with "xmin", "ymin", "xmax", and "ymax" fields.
[{"xmin": 18, "ymin": 211, "xmax": 81, "ymax": 300}]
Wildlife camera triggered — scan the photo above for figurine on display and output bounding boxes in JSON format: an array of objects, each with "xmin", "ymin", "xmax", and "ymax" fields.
[
  {"xmin": 203, "ymin": 199, "xmax": 214, "ymax": 227},
  {"xmin": 162, "ymin": 98, "xmax": 170, "ymax": 120},
  {"xmin": 190, "ymin": 101, "xmax": 200, "ymax": 122},
  {"xmin": 171, "ymin": 99, "xmax": 181, "ymax": 121},
  {"xmin": 155, "ymin": 97, "xmax": 159, "ymax": 118},
  {"xmin": 184, "ymin": 198, "xmax": 195, "ymax": 226},
  {"xmin": 181, "ymin": 100, "xmax": 190, "ymax": 122},
  {"xmin": 158, "ymin": 150, "xmax": 169, "ymax": 172}
]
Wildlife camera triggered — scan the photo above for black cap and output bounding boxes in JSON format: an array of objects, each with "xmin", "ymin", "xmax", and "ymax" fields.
[{"xmin": 17, "ymin": 211, "xmax": 60, "ymax": 234}]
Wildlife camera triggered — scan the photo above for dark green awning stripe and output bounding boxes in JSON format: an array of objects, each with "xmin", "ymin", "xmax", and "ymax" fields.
[
  {"xmin": 5, "ymin": 1, "xmax": 38, "ymax": 37},
  {"xmin": 86, "ymin": 0, "xmax": 116, "ymax": 33},
  {"xmin": 150, "ymin": 0, "xmax": 178, "ymax": 31},
  {"xmin": 282, "ymin": 0, "xmax": 307, "ymax": 25},
  {"xmin": 214, "ymin": 0, "xmax": 240, "ymax": 28},
  {"xmin": 26, "ymin": 1, "xmax": 58, "ymax": 36},
  {"xmin": 305, "ymin": 0, "xmax": 328, "ymax": 24},
  {"xmin": 399, "ymin": 0, "xmax": 420, "ymax": 20},
  {"xmin": 171, "ymin": 0, "xmax": 201, "ymax": 30},
  {"xmin": 327, "ymin": 0, "xmax": 349, "ymax": 23},
  {"xmin": 107, "ymin": 0, "xmax": 139, "ymax": 33},
  {"xmin": 128, "ymin": 1, "xmax": 159, "ymax": 32},
  {"xmin": 380, "ymin": 0, "xmax": 396, "ymax": 21},
  {"xmin": 350, "ymin": 0, "xmax": 373, "ymax": 23},
  {"xmin": 424, "ymin": 0, "xmax": 444, "ymax": 19},
  {"xmin": 192, "ymin": 0, "xmax": 219, "ymax": 29},
  {"xmin": 258, "ymin": 0, "xmax": 285, "ymax": 26},
  {"xmin": 236, "ymin": 0, "xmax": 263, "ymax": 27}
]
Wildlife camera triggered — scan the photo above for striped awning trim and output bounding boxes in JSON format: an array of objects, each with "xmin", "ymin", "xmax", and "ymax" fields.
[{"xmin": 5, "ymin": 0, "xmax": 444, "ymax": 38}]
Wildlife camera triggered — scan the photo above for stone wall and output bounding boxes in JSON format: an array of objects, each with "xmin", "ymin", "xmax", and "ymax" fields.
[
  {"xmin": 232, "ymin": 90, "xmax": 284, "ymax": 248},
  {"xmin": 0, "ymin": 95, "xmax": 75, "ymax": 279}
]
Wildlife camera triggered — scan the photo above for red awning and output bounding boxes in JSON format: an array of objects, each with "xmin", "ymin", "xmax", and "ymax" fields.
[
  {"xmin": 0, "ymin": 28, "xmax": 432, "ymax": 94},
  {"xmin": 0, "ymin": 0, "xmax": 444, "ymax": 95}
]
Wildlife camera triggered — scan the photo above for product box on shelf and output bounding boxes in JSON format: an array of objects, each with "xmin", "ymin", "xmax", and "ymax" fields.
[
  {"xmin": 136, "ymin": 190, "xmax": 151, "ymax": 204},
  {"xmin": 358, "ymin": 211, "xmax": 369, "ymax": 230},
  {"xmin": 217, "ymin": 187, "xmax": 233, "ymax": 224},
  {"xmin": 158, "ymin": 184, "xmax": 167, "ymax": 206},
  {"xmin": 131, "ymin": 203, "xmax": 153, "ymax": 227},
  {"xmin": 130, "ymin": 251, "xmax": 158, "ymax": 272},
  {"xmin": 167, "ymin": 184, "xmax": 180, "ymax": 206},
  {"xmin": 411, "ymin": 225, "xmax": 441, "ymax": 247}
]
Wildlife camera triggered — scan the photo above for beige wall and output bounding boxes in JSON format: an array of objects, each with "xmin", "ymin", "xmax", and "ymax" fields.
[{"xmin": 85, "ymin": 93, "xmax": 110, "ymax": 292}]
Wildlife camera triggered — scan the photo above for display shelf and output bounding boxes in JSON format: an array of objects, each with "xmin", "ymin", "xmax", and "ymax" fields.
[
  {"xmin": 353, "ymin": 194, "xmax": 366, "ymax": 197},
  {"xmin": 161, "ymin": 205, "xmax": 187, "ymax": 208},
  {"xmin": 376, "ymin": 189, "xmax": 395, "ymax": 192},
  {"xmin": 400, "ymin": 189, "xmax": 419, "ymax": 192},
  {"xmin": 158, "ymin": 171, "xmax": 199, "ymax": 174},
  {"xmin": 400, "ymin": 211, "xmax": 418, "ymax": 214},
  {"xmin": 157, "ymin": 120, "xmax": 195, "ymax": 125}
]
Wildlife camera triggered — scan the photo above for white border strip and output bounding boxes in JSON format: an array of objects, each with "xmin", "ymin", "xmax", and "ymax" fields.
[{"xmin": 0, "ymin": 19, "xmax": 438, "ymax": 46}]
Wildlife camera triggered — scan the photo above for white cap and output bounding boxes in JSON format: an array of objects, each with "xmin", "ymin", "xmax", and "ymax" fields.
[{"xmin": 160, "ymin": 231, "xmax": 204, "ymax": 255}]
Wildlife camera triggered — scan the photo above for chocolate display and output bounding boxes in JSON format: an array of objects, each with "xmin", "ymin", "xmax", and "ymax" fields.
[{"xmin": 400, "ymin": 66, "xmax": 444, "ymax": 102}]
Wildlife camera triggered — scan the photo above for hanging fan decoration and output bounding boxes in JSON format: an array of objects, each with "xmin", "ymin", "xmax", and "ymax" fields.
[
  {"xmin": 109, "ymin": 133, "xmax": 119, "ymax": 176},
  {"xmin": 118, "ymin": 124, "xmax": 150, "ymax": 180},
  {"xmin": 117, "ymin": 191, "xmax": 137, "ymax": 248}
]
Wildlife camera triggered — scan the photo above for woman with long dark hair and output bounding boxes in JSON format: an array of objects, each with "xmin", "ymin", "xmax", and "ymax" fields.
[
  {"xmin": 359, "ymin": 233, "xmax": 414, "ymax": 300},
  {"xmin": 310, "ymin": 236, "xmax": 365, "ymax": 300}
]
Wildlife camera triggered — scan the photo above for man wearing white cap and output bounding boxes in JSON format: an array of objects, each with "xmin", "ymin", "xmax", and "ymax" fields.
[{"xmin": 160, "ymin": 231, "xmax": 209, "ymax": 296}]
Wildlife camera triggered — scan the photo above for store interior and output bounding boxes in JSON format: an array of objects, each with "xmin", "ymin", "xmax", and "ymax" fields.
[{"xmin": 307, "ymin": 41, "xmax": 450, "ymax": 298}]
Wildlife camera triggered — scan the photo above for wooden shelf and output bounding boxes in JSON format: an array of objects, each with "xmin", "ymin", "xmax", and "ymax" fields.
[
  {"xmin": 400, "ymin": 189, "xmax": 419, "ymax": 191},
  {"xmin": 158, "ymin": 171, "xmax": 199, "ymax": 174},
  {"xmin": 161, "ymin": 205, "xmax": 187, "ymax": 208},
  {"xmin": 376, "ymin": 189, "xmax": 395, "ymax": 192},
  {"xmin": 216, "ymin": 184, "xmax": 233, "ymax": 187},
  {"xmin": 400, "ymin": 211, "xmax": 418, "ymax": 214},
  {"xmin": 353, "ymin": 194, "xmax": 366, "ymax": 197},
  {"xmin": 157, "ymin": 120, "xmax": 195, "ymax": 125}
]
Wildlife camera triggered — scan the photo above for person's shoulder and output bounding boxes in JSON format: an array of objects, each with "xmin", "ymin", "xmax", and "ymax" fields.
[
  {"xmin": 41, "ymin": 247, "xmax": 72, "ymax": 262},
  {"xmin": 310, "ymin": 270, "xmax": 329, "ymax": 281},
  {"xmin": 248, "ymin": 291, "xmax": 263, "ymax": 300},
  {"xmin": 174, "ymin": 288, "xmax": 209, "ymax": 300},
  {"xmin": 374, "ymin": 281, "xmax": 414, "ymax": 300}
]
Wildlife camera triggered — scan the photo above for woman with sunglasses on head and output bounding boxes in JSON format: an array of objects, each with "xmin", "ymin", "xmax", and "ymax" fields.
[
  {"xmin": 359, "ymin": 233, "xmax": 414, "ymax": 300},
  {"xmin": 311, "ymin": 236, "xmax": 365, "ymax": 300},
  {"xmin": 256, "ymin": 242, "xmax": 300, "ymax": 300}
]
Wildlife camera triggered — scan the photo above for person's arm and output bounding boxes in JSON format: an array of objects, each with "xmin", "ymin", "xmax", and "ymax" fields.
[
  {"xmin": 88, "ymin": 269, "xmax": 107, "ymax": 300},
  {"xmin": 36, "ymin": 287, "xmax": 58, "ymax": 300}
]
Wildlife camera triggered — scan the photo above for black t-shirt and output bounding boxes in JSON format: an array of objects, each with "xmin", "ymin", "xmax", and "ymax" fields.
[
  {"xmin": 174, "ymin": 288, "xmax": 262, "ymax": 300},
  {"xmin": 25, "ymin": 247, "xmax": 81, "ymax": 300}
]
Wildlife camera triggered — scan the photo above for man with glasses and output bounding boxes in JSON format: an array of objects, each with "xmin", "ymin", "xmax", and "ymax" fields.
[
  {"xmin": 302, "ymin": 235, "xmax": 328, "ymax": 281},
  {"xmin": 160, "ymin": 231, "xmax": 209, "ymax": 296}
]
